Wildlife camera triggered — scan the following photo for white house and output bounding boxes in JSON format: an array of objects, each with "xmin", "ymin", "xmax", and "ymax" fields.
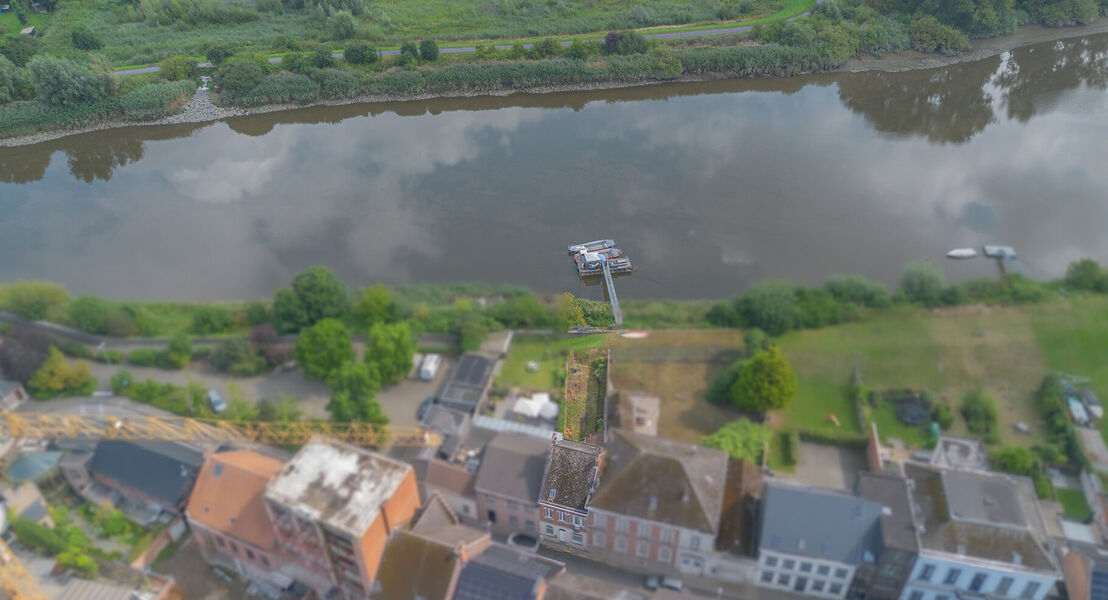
[{"xmin": 897, "ymin": 463, "xmax": 1061, "ymax": 600}]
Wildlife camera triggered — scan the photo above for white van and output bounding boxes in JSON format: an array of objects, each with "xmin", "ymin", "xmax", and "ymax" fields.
[{"xmin": 419, "ymin": 354, "xmax": 442, "ymax": 381}]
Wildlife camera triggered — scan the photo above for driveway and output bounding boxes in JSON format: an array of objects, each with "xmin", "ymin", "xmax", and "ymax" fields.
[
  {"xmin": 774, "ymin": 442, "xmax": 866, "ymax": 491},
  {"xmin": 375, "ymin": 354, "xmax": 455, "ymax": 430}
]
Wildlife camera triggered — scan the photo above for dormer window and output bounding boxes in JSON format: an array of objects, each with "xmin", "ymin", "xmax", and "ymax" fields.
[{"xmin": 548, "ymin": 488, "xmax": 557, "ymax": 500}]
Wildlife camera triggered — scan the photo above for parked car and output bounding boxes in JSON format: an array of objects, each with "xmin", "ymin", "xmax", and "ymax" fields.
[
  {"xmin": 417, "ymin": 396, "xmax": 435, "ymax": 421},
  {"xmin": 644, "ymin": 575, "xmax": 660, "ymax": 591},
  {"xmin": 419, "ymin": 354, "xmax": 442, "ymax": 381},
  {"xmin": 207, "ymin": 390, "xmax": 226, "ymax": 414},
  {"xmin": 661, "ymin": 576, "xmax": 684, "ymax": 591}
]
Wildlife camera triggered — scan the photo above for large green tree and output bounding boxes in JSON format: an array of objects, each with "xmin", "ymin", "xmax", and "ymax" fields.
[
  {"xmin": 364, "ymin": 322, "xmax": 415, "ymax": 385},
  {"xmin": 26, "ymin": 55, "xmax": 114, "ymax": 108},
  {"xmin": 1064, "ymin": 258, "xmax": 1107, "ymax": 292},
  {"xmin": 731, "ymin": 345, "xmax": 797, "ymax": 412},
  {"xmin": 68, "ymin": 295, "xmax": 111, "ymax": 334},
  {"xmin": 900, "ymin": 260, "xmax": 945, "ymax": 306},
  {"xmin": 352, "ymin": 284, "xmax": 394, "ymax": 329},
  {"xmin": 701, "ymin": 418, "xmax": 773, "ymax": 462},
  {"xmin": 294, "ymin": 318, "xmax": 353, "ymax": 380},
  {"xmin": 735, "ymin": 281, "xmax": 799, "ymax": 336},
  {"xmin": 327, "ymin": 361, "xmax": 388, "ymax": 423},
  {"xmin": 273, "ymin": 266, "xmax": 349, "ymax": 333}
]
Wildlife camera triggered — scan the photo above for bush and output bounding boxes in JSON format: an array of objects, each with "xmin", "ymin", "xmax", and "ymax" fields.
[
  {"xmin": 796, "ymin": 427, "xmax": 868, "ymax": 447},
  {"xmin": 244, "ymin": 301, "xmax": 271, "ymax": 325},
  {"xmin": 900, "ymin": 260, "xmax": 946, "ymax": 306},
  {"xmin": 908, "ymin": 15, "xmax": 970, "ymax": 55},
  {"xmin": 10, "ymin": 517, "xmax": 68, "ymax": 555},
  {"xmin": 27, "ymin": 347, "xmax": 96, "ymax": 399},
  {"xmin": 57, "ymin": 549, "xmax": 98, "ymax": 577},
  {"xmin": 68, "ymin": 295, "xmax": 111, "ymax": 334},
  {"xmin": 215, "ymin": 59, "xmax": 265, "ymax": 99},
  {"xmin": 399, "ymin": 41, "xmax": 420, "ymax": 66},
  {"xmin": 127, "ymin": 349, "xmax": 159, "ymax": 366},
  {"xmin": 731, "ymin": 345, "xmax": 796, "ymax": 412},
  {"xmin": 158, "ymin": 55, "xmax": 199, "ymax": 81},
  {"xmin": 311, "ymin": 48, "xmax": 335, "ymax": 69},
  {"xmin": 420, "ymin": 39, "xmax": 440, "ymax": 62},
  {"xmin": 110, "ymin": 370, "xmax": 133, "ymax": 395},
  {"xmin": 209, "ymin": 336, "xmax": 267, "ymax": 376},
  {"xmin": 781, "ymin": 430, "xmax": 801, "ymax": 465},
  {"xmin": 140, "ymin": 0, "xmax": 259, "ymax": 26},
  {"xmin": 701, "ymin": 419, "xmax": 772, "ymax": 462},
  {"xmin": 735, "ymin": 281, "xmax": 799, "ymax": 336},
  {"xmin": 329, "ymin": 10, "xmax": 356, "ymax": 40},
  {"xmin": 533, "ymin": 38, "xmax": 560, "ymax": 58},
  {"xmin": 190, "ymin": 305, "xmax": 234, "ymax": 334},
  {"xmin": 933, "ymin": 403, "xmax": 954, "ymax": 429},
  {"xmin": 566, "ymin": 40, "xmax": 588, "ymax": 60},
  {"xmin": 3, "ymin": 281, "xmax": 69, "ymax": 320},
  {"xmin": 344, "ymin": 42, "xmax": 378, "ymax": 64},
  {"xmin": 206, "ymin": 44, "xmax": 234, "ymax": 66},
  {"xmin": 1065, "ymin": 258, "xmax": 1108, "ymax": 292},
  {"xmin": 70, "ymin": 26, "xmax": 104, "ymax": 51},
  {"xmin": 960, "ymin": 389, "xmax": 998, "ymax": 435},
  {"xmin": 824, "ymin": 276, "xmax": 891, "ymax": 309},
  {"xmin": 603, "ymin": 30, "xmax": 648, "ymax": 55}
]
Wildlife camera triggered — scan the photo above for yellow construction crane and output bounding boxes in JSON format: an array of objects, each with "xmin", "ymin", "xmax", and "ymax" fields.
[{"xmin": 0, "ymin": 413, "xmax": 443, "ymax": 599}]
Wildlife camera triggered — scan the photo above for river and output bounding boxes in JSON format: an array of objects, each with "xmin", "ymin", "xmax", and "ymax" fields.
[{"xmin": 2, "ymin": 34, "xmax": 1107, "ymax": 302}]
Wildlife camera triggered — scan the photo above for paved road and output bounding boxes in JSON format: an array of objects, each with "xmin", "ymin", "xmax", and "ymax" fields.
[{"xmin": 110, "ymin": 17, "xmax": 804, "ymax": 76}]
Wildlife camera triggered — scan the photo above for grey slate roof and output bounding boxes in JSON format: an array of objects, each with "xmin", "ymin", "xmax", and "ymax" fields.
[
  {"xmin": 453, "ymin": 544, "xmax": 563, "ymax": 600},
  {"xmin": 589, "ymin": 431, "xmax": 729, "ymax": 534},
  {"xmin": 758, "ymin": 481, "xmax": 884, "ymax": 565},
  {"xmin": 6, "ymin": 451, "xmax": 61, "ymax": 484},
  {"xmin": 539, "ymin": 440, "xmax": 601, "ymax": 512},
  {"xmin": 857, "ymin": 472, "xmax": 918, "ymax": 552},
  {"xmin": 89, "ymin": 441, "xmax": 203, "ymax": 511},
  {"xmin": 439, "ymin": 354, "xmax": 494, "ymax": 412},
  {"xmin": 476, "ymin": 433, "xmax": 550, "ymax": 503},
  {"xmin": 903, "ymin": 462, "xmax": 1057, "ymax": 573},
  {"xmin": 0, "ymin": 380, "xmax": 21, "ymax": 397}
]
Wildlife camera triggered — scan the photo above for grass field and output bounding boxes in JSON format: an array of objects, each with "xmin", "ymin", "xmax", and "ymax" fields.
[
  {"xmin": 777, "ymin": 296, "xmax": 1108, "ymax": 449},
  {"xmin": 496, "ymin": 334, "xmax": 606, "ymax": 392},
  {"xmin": 1057, "ymin": 487, "xmax": 1093, "ymax": 521},
  {"xmin": 0, "ymin": 9, "xmax": 51, "ymax": 37}
]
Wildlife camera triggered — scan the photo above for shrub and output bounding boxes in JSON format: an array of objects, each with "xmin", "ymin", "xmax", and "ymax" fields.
[
  {"xmin": 796, "ymin": 427, "xmax": 868, "ymax": 447},
  {"xmin": 158, "ymin": 55, "xmax": 199, "ymax": 81},
  {"xmin": 210, "ymin": 336, "xmax": 267, "ymax": 376},
  {"xmin": 533, "ymin": 38, "xmax": 560, "ymax": 58},
  {"xmin": 311, "ymin": 48, "xmax": 335, "ymax": 69},
  {"xmin": 140, "ymin": 0, "xmax": 259, "ymax": 26},
  {"xmin": 215, "ymin": 59, "xmax": 265, "ymax": 99},
  {"xmin": 781, "ymin": 22, "xmax": 818, "ymax": 46},
  {"xmin": 399, "ymin": 41, "xmax": 420, "ymax": 66},
  {"xmin": 908, "ymin": 15, "xmax": 970, "ymax": 55},
  {"xmin": 825, "ymin": 275, "xmax": 891, "ymax": 308},
  {"xmin": 27, "ymin": 347, "xmax": 96, "ymax": 399},
  {"xmin": 933, "ymin": 403, "xmax": 954, "ymax": 429},
  {"xmin": 1065, "ymin": 258, "xmax": 1108, "ymax": 292},
  {"xmin": 960, "ymin": 389, "xmax": 998, "ymax": 435},
  {"xmin": 329, "ymin": 10, "xmax": 356, "ymax": 40},
  {"xmin": 566, "ymin": 40, "xmax": 588, "ymax": 60},
  {"xmin": 57, "ymin": 549, "xmax": 98, "ymax": 577},
  {"xmin": 10, "ymin": 517, "xmax": 68, "ymax": 555},
  {"xmin": 603, "ymin": 30, "xmax": 648, "ymax": 55},
  {"xmin": 190, "ymin": 305, "xmax": 234, "ymax": 334},
  {"xmin": 731, "ymin": 345, "xmax": 796, "ymax": 412},
  {"xmin": 68, "ymin": 295, "xmax": 111, "ymax": 334},
  {"xmin": 110, "ymin": 370, "xmax": 133, "ymax": 395},
  {"xmin": 244, "ymin": 301, "xmax": 270, "ymax": 325},
  {"xmin": 128, "ymin": 349, "xmax": 159, "ymax": 366},
  {"xmin": 781, "ymin": 430, "xmax": 801, "ymax": 465},
  {"xmin": 420, "ymin": 39, "xmax": 440, "ymax": 62},
  {"xmin": 70, "ymin": 26, "xmax": 104, "ymax": 51},
  {"xmin": 900, "ymin": 260, "xmax": 945, "ymax": 306},
  {"xmin": 344, "ymin": 42, "xmax": 377, "ymax": 64},
  {"xmin": 735, "ymin": 281, "xmax": 799, "ymax": 336},
  {"xmin": 27, "ymin": 55, "xmax": 115, "ymax": 109},
  {"xmin": 702, "ymin": 419, "xmax": 772, "ymax": 462},
  {"xmin": 163, "ymin": 332, "xmax": 192, "ymax": 368},
  {"xmin": 206, "ymin": 44, "xmax": 234, "ymax": 66}
]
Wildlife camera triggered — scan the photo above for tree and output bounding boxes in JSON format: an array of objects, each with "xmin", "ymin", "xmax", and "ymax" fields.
[
  {"xmin": 419, "ymin": 39, "xmax": 439, "ymax": 61},
  {"xmin": 399, "ymin": 41, "xmax": 420, "ymax": 65},
  {"xmin": 27, "ymin": 56, "xmax": 114, "ymax": 108},
  {"xmin": 210, "ymin": 336, "xmax": 266, "ymax": 376},
  {"xmin": 533, "ymin": 38, "xmax": 560, "ymax": 58},
  {"xmin": 27, "ymin": 347, "xmax": 94, "ymax": 398},
  {"xmin": 4, "ymin": 281, "xmax": 69, "ymax": 320},
  {"xmin": 603, "ymin": 30, "xmax": 648, "ymax": 55},
  {"xmin": 352, "ymin": 284, "xmax": 394, "ymax": 329},
  {"xmin": 731, "ymin": 345, "xmax": 797, "ymax": 412},
  {"xmin": 158, "ymin": 55, "xmax": 199, "ymax": 81},
  {"xmin": 68, "ymin": 295, "xmax": 110, "ymax": 334},
  {"xmin": 344, "ymin": 41, "xmax": 378, "ymax": 64},
  {"xmin": 701, "ymin": 418, "xmax": 773, "ymax": 462},
  {"xmin": 215, "ymin": 59, "xmax": 264, "ymax": 99},
  {"xmin": 272, "ymin": 266, "xmax": 349, "ymax": 333},
  {"xmin": 824, "ymin": 274, "xmax": 891, "ymax": 308},
  {"xmin": 900, "ymin": 260, "xmax": 945, "ymax": 305},
  {"xmin": 294, "ymin": 318, "xmax": 353, "ymax": 380},
  {"xmin": 735, "ymin": 281, "xmax": 798, "ymax": 336},
  {"xmin": 222, "ymin": 382, "xmax": 259, "ymax": 422},
  {"xmin": 327, "ymin": 361, "xmax": 387, "ymax": 423},
  {"xmin": 164, "ymin": 332, "xmax": 192, "ymax": 369},
  {"xmin": 558, "ymin": 292, "xmax": 586, "ymax": 330},
  {"xmin": 743, "ymin": 328, "xmax": 769, "ymax": 358},
  {"xmin": 0, "ymin": 326, "xmax": 51, "ymax": 383},
  {"xmin": 311, "ymin": 47, "xmax": 335, "ymax": 68},
  {"xmin": 490, "ymin": 294, "xmax": 553, "ymax": 328},
  {"xmin": 707, "ymin": 359, "xmax": 745, "ymax": 405},
  {"xmin": 566, "ymin": 40, "xmax": 588, "ymax": 60},
  {"xmin": 206, "ymin": 44, "xmax": 234, "ymax": 66},
  {"xmin": 0, "ymin": 36, "xmax": 38, "ymax": 68},
  {"xmin": 933, "ymin": 403, "xmax": 955, "ymax": 429},
  {"xmin": 960, "ymin": 389, "xmax": 998, "ymax": 435},
  {"xmin": 364, "ymin": 322, "xmax": 415, "ymax": 385},
  {"xmin": 329, "ymin": 10, "xmax": 356, "ymax": 40},
  {"xmin": 105, "ymin": 309, "xmax": 138, "ymax": 337},
  {"xmin": 908, "ymin": 14, "xmax": 971, "ymax": 55},
  {"xmin": 70, "ymin": 26, "xmax": 104, "ymax": 51},
  {"xmin": 244, "ymin": 301, "xmax": 270, "ymax": 325},
  {"xmin": 257, "ymin": 392, "xmax": 303, "ymax": 422},
  {"xmin": 1065, "ymin": 258, "xmax": 1107, "ymax": 292}
]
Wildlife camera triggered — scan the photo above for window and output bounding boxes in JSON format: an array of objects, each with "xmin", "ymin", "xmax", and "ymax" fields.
[
  {"xmin": 778, "ymin": 574, "xmax": 791, "ymax": 586},
  {"xmin": 761, "ymin": 571, "xmax": 774, "ymax": 583},
  {"xmin": 485, "ymin": 494, "xmax": 496, "ymax": 505},
  {"xmin": 572, "ymin": 532, "xmax": 584, "ymax": 545},
  {"xmin": 829, "ymin": 583, "xmax": 843, "ymax": 595},
  {"xmin": 488, "ymin": 510, "xmax": 497, "ymax": 524},
  {"xmin": 261, "ymin": 555, "xmax": 270, "ymax": 568},
  {"xmin": 690, "ymin": 536, "xmax": 701, "ymax": 551},
  {"xmin": 508, "ymin": 501, "xmax": 518, "ymax": 510},
  {"xmin": 545, "ymin": 508, "xmax": 553, "ymax": 519},
  {"xmin": 818, "ymin": 565, "xmax": 831, "ymax": 576},
  {"xmin": 795, "ymin": 577, "xmax": 808, "ymax": 592},
  {"xmin": 944, "ymin": 569, "xmax": 962, "ymax": 586},
  {"xmin": 783, "ymin": 559, "xmax": 797, "ymax": 571},
  {"xmin": 229, "ymin": 542, "xmax": 239, "ymax": 555},
  {"xmin": 559, "ymin": 512, "xmax": 567, "ymax": 523},
  {"xmin": 509, "ymin": 515, "xmax": 519, "ymax": 527},
  {"xmin": 615, "ymin": 537, "xmax": 627, "ymax": 553},
  {"xmin": 639, "ymin": 523, "xmax": 653, "ymax": 539},
  {"xmin": 970, "ymin": 573, "xmax": 987, "ymax": 592},
  {"xmin": 526, "ymin": 520, "xmax": 535, "ymax": 531},
  {"xmin": 812, "ymin": 581, "xmax": 825, "ymax": 592},
  {"xmin": 216, "ymin": 536, "xmax": 226, "ymax": 548},
  {"xmin": 1021, "ymin": 582, "xmax": 1041, "ymax": 600},
  {"xmin": 246, "ymin": 549, "xmax": 255, "ymax": 561},
  {"xmin": 593, "ymin": 513, "xmax": 607, "ymax": 529},
  {"xmin": 616, "ymin": 517, "xmax": 629, "ymax": 533},
  {"xmin": 548, "ymin": 488, "xmax": 557, "ymax": 500},
  {"xmin": 593, "ymin": 532, "xmax": 606, "ymax": 547},
  {"xmin": 660, "ymin": 528, "xmax": 673, "ymax": 543},
  {"xmin": 636, "ymin": 541, "xmax": 649, "ymax": 557},
  {"xmin": 462, "ymin": 505, "xmax": 471, "ymax": 515},
  {"xmin": 801, "ymin": 562, "xmax": 813, "ymax": 573},
  {"xmin": 835, "ymin": 568, "xmax": 848, "ymax": 579},
  {"xmin": 918, "ymin": 564, "xmax": 935, "ymax": 582},
  {"xmin": 545, "ymin": 525, "xmax": 554, "ymax": 536},
  {"xmin": 909, "ymin": 592, "xmax": 924, "ymax": 600},
  {"xmin": 997, "ymin": 578, "xmax": 1014, "ymax": 596},
  {"xmin": 766, "ymin": 556, "xmax": 779, "ymax": 567},
  {"xmin": 573, "ymin": 515, "xmax": 583, "ymax": 527},
  {"xmin": 659, "ymin": 547, "xmax": 671, "ymax": 562}
]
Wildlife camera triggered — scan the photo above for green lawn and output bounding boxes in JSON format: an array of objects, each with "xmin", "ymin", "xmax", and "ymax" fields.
[
  {"xmin": 0, "ymin": 10, "xmax": 51, "ymax": 37},
  {"xmin": 1057, "ymin": 487, "xmax": 1092, "ymax": 522},
  {"xmin": 496, "ymin": 334, "xmax": 606, "ymax": 392},
  {"xmin": 870, "ymin": 401, "xmax": 931, "ymax": 446},
  {"xmin": 775, "ymin": 379, "xmax": 859, "ymax": 432}
]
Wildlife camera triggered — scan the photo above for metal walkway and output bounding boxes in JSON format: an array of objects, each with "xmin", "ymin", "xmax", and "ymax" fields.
[{"xmin": 602, "ymin": 261, "xmax": 623, "ymax": 328}]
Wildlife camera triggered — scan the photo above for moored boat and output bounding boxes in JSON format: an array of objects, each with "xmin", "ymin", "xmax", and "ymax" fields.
[{"xmin": 946, "ymin": 248, "xmax": 977, "ymax": 259}]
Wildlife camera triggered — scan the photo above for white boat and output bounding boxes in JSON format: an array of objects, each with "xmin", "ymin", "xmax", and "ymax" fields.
[{"xmin": 946, "ymin": 248, "xmax": 978, "ymax": 259}]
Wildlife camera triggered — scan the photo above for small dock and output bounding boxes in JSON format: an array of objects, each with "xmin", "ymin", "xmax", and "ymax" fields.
[
  {"xmin": 601, "ymin": 261, "xmax": 622, "ymax": 327},
  {"xmin": 567, "ymin": 239, "xmax": 632, "ymax": 329}
]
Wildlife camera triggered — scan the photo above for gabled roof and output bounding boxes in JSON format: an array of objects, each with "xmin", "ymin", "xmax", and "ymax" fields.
[
  {"xmin": 757, "ymin": 481, "xmax": 884, "ymax": 565},
  {"xmin": 265, "ymin": 439, "xmax": 412, "ymax": 537},
  {"xmin": 89, "ymin": 441, "xmax": 203, "ymax": 510},
  {"xmin": 539, "ymin": 440, "xmax": 601, "ymax": 512},
  {"xmin": 187, "ymin": 450, "xmax": 284, "ymax": 551},
  {"xmin": 425, "ymin": 459, "xmax": 476, "ymax": 497},
  {"xmin": 453, "ymin": 544, "xmax": 564, "ymax": 600},
  {"xmin": 476, "ymin": 433, "xmax": 549, "ymax": 503},
  {"xmin": 590, "ymin": 431, "xmax": 728, "ymax": 534},
  {"xmin": 903, "ymin": 462, "xmax": 1057, "ymax": 573},
  {"xmin": 374, "ymin": 530, "xmax": 461, "ymax": 600},
  {"xmin": 857, "ymin": 471, "xmax": 918, "ymax": 552}
]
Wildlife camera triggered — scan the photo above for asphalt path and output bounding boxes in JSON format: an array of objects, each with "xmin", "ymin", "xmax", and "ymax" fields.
[{"xmin": 111, "ymin": 19, "xmax": 796, "ymax": 76}]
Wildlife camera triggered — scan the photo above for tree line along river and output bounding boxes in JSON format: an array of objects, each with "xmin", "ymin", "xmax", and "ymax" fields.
[{"xmin": 1, "ymin": 33, "xmax": 1107, "ymax": 302}]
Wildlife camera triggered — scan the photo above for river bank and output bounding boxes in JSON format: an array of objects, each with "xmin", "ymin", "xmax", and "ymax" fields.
[{"xmin": 2, "ymin": 18, "xmax": 1106, "ymax": 149}]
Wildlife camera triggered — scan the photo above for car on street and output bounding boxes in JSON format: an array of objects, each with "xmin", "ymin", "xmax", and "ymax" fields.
[
  {"xmin": 207, "ymin": 390, "xmax": 226, "ymax": 414},
  {"xmin": 645, "ymin": 575, "xmax": 683, "ymax": 592},
  {"xmin": 644, "ymin": 575, "xmax": 659, "ymax": 591}
]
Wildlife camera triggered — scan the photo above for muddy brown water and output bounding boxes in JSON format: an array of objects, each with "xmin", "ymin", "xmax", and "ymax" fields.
[{"xmin": 2, "ymin": 34, "xmax": 1107, "ymax": 301}]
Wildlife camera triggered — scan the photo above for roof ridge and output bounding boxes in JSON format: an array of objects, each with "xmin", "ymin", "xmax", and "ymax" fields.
[{"xmin": 428, "ymin": 490, "xmax": 460, "ymax": 525}]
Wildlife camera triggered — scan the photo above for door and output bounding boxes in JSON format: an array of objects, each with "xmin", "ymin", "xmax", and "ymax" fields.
[
  {"xmin": 487, "ymin": 510, "xmax": 497, "ymax": 524},
  {"xmin": 558, "ymin": 528, "xmax": 567, "ymax": 542}
]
